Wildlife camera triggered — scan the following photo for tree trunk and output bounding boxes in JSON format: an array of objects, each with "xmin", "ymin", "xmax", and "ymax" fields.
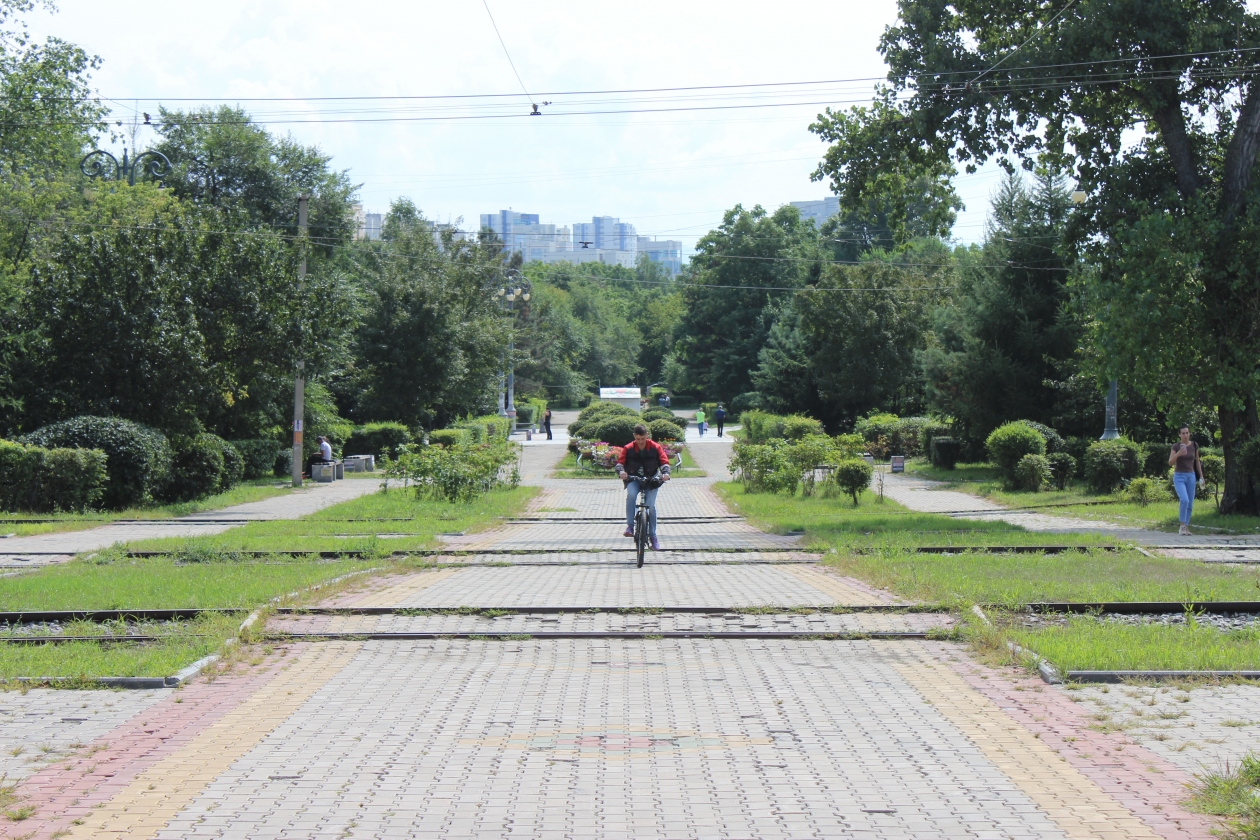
[{"xmin": 1218, "ymin": 398, "xmax": 1259, "ymax": 515}]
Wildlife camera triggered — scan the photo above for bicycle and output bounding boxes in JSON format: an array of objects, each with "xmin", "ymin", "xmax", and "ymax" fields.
[{"xmin": 630, "ymin": 475, "xmax": 663, "ymax": 568}]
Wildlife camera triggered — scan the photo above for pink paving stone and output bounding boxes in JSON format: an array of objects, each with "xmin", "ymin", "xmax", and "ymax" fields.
[
  {"xmin": 0, "ymin": 644, "xmax": 314, "ymax": 840},
  {"xmin": 924, "ymin": 641, "xmax": 1220, "ymax": 840}
]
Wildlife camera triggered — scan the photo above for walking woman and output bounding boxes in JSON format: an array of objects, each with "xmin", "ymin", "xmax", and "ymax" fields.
[{"xmin": 1168, "ymin": 425, "xmax": 1206, "ymax": 536}]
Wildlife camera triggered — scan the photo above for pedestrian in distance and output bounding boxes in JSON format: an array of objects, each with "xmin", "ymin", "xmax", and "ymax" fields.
[
  {"xmin": 714, "ymin": 404, "xmax": 727, "ymax": 437},
  {"xmin": 695, "ymin": 407, "xmax": 706, "ymax": 437},
  {"xmin": 1168, "ymin": 425, "xmax": 1205, "ymax": 536},
  {"xmin": 543, "ymin": 407, "xmax": 553, "ymax": 440}
]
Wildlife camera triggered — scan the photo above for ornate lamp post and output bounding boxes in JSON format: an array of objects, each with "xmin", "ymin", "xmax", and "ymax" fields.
[
  {"xmin": 80, "ymin": 147, "xmax": 172, "ymax": 186},
  {"xmin": 493, "ymin": 272, "xmax": 531, "ymax": 429}
]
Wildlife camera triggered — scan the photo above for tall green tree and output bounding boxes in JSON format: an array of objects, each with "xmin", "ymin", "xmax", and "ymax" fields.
[
  {"xmin": 813, "ymin": 0, "xmax": 1260, "ymax": 512},
  {"xmin": 153, "ymin": 106, "xmax": 358, "ymax": 254},
  {"xmin": 919, "ymin": 172, "xmax": 1080, "ymax": 446},
  {"xmin": 343, "ymin": 200, "xmax": 507, "ymax": 429},
  {"xmin": 671, "ymin": 205, "xmax": 820, "ymax": 402}
]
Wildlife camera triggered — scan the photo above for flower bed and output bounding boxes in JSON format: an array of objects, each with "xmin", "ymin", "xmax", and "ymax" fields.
[{"xmin": 575, "ymin": 440, "xmax": 683, "ymax": 471}]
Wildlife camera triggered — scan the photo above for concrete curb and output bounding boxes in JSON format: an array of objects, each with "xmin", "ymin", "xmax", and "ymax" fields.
[
  {"xmin": 1006, "ymin": 640, "xmax": 1064, "ymax": 684},
  {"xmin": 1062, "ymin": 670, "xmax": 1260, "ymax": 683},
  {"xmin": 275, "ymin": 605, "xmax": 949, "ymax": 615},
  {"xmin": 265, "ymin": 630, "xmax": 949, "ymax": 641}
]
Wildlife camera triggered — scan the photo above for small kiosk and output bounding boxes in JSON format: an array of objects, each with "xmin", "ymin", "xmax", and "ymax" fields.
[{"xmin": 599, "ymin": 386, "xmax": 642, "ymax": 411}]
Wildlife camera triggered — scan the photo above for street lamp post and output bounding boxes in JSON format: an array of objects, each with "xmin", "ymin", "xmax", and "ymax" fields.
[
  {"xmin": 492, "ymin": 273, "xmax": 531, "ymax": 431},
  {"xmin": 80, "ymin": 147, "xmax": 172, "ymax": 186},
  {"xmin": 1100, "ymin": 380, "xmax": 1120, "ymax": 440}
]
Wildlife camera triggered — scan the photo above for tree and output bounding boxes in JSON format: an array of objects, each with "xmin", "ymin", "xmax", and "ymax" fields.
[
  {"xmin": 344, "ymin": 200, "xmax": 508, "ymax": 428},
  {"xmin": 671, "ymin": 205, "xmax": 820, "ymax": 402},
  {"xmin": 813, "ymin": 0, "xmax": 1260, "ymax": 512},
  {"xmin": 152, "ymin": 106, "xmax": 358, "ymax": 255},
  {"xmin": 6, "ymin": 185, "xmax": 351, "ymax": 437},
  {"xmin": 919, "ymin": 172, "xmax": 1080, "ymax": 446}
]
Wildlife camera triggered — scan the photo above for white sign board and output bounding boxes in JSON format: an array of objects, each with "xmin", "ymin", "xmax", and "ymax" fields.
[{"xmin": 599, "ymin": 387, "xmax": 641, "ymax": 399}]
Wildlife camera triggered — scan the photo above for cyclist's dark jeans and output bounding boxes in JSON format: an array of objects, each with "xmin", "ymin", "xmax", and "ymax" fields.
[{"xmin": 625, "ymin": 479, "xmax": 659, "ymax": 538}]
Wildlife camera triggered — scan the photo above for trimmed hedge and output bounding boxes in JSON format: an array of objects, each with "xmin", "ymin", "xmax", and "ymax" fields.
[
  {"xmin": 0, "ymin": 440, "xmax": 108, "ymax": 512},
  {"xmin": 641, "ymin": 407, "xmax": 678, "ymax": 424},
  {"xmin": 986, "ymin": 422, "xmax": 1046, "ymax": 481},
  {"xmin": 1021, "ymin": 421, "xmax": 1064, "ymax": 454},
  {"xmin": 344, "ymin": 422, "xmax": 413, "ymax": 460},
  {"xmin": 569, "ymin": 402, "xmax": 638, "ymax": 441},
  {"xmin": 166, "ymin": 434, "xmax": 226, "ymax": 503},
  {"xmin": 454, "ymin": 415, "xmax": 512, "ymax": 442},
  {"xmin": 231, "ymin": 439, "xmax": 283, "ymax": 480},
  {"xmin": 920, "ymin": 422, "xmax": 953, "ymax": 457},
  {"xmin": 1084, "ymin": 438, "xmax": 1142, "ymax": 494},
  {"xmin": 21, "ymin": 416, "xmax": 171, "ymax": 509},
  {"xmin": 930, "ymin": 437, "xmax": 960, "ymax": 469},
  {"xmin": 586, "ymin": 416, "xmax": 639, "ymax": 447},
  {"xmin": 429, "ymin": 429, "xmax": 468, "ymax": 447},
  {"xmin": 1013, "ymin": 454, "xmax": 1052, "ymax": 492},
  {"xmin": 648, "ymin": 418, "xmax": 685, "ymax": 442}
]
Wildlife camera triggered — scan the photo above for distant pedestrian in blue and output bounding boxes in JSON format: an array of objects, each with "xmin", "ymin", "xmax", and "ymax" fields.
[
  {"xmin": 1168, "ymin": 425, "xmax": 1205, "ymax": 536},
  {"xmin": 714, "ymin": 404, "xmax": 727, "ymax": 437}
]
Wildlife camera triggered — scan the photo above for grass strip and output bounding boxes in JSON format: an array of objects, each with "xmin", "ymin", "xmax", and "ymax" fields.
[
  {"xmin": 114, "ymin": 485, "xmax": 537, "ymax": 554},
  {"xmin": 1003, "ymin": 617, "xmax": 1260, "ymax": 672},
  {"xmin": 1, "ymin": 479, "xmax": 292, "ymax": 537}
]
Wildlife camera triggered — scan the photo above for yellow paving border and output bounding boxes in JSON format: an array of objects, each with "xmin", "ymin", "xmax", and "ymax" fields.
[
  {"xmin": 777, "ymin": 564, "xmax": 885, "ymax": 606},
  {"xmin": 67, "ymin": 642, "xmax": 362, "ymax": 839},
  {"xmin": 892, "ymin": 648, "xmax": 1161, "ymax": 839},
  {"xmin": 344, "ymin": 567, "xmax": 464, "ymax": 607}
]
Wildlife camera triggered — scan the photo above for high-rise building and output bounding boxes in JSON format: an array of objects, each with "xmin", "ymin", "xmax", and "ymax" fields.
[
  {"xmin": 573, "ymin": 216, "xmax": 638, "ymax": 252},
  {"xmin": 479, "ymin": 210, "xmax": 670, "ymax": 271},
  {"xmin": 364, "ymin": 213, "xmax": 383, "ymax": 241},
  {"xmin": 790, "ymin": 196, "xmax": 841, "ymax": 229},
  {"xmin": 637, "ymin": 237, "xmax": 683, "ymax": 276}
]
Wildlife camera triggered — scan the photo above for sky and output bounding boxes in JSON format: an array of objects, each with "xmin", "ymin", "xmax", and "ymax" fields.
[{"xmin": 30, "ymin": 0, "xmax": 1012, "ymax": 254}]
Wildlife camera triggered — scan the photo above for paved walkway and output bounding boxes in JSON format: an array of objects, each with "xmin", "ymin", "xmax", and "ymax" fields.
[
  {"xmin": 881, "ymin": 471, "xmax": 1260, "ymax": 560},
  {"xmin": 0, "ymin": 478, "xmax": 381, "ymax": 569},
  {"xmin": 4, "ymin": 436, "xmax": 1248, "ymax": 839}
]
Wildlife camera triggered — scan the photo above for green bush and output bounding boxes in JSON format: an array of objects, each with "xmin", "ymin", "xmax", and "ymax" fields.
[
  {"xmin": 782, "ymin": 414, "xmax": 824, "ymax": 440},
  {"xmin": 587, "ymin": 416, "xmax": 639, "ymax": 447},
  {"xmin": 1140, "ymin": 443, "xmax": 1172, "ymax": 479},
  {"xmin": 166, "ymin": 434, "xmax": 226, "ymax": 503},
  {"xmin": 856, "ymin": 413, "xmax": 934, "ymax": 456},
  {"xmin": 388, "ymin": 438, "xmax": 520, "ymax": 502},
  {"xmin": 0, "ymin": 440, "xmax": 107, "ymax": 512},
  {"xmin": 855, "ymin": 412, "xmax": 899, "ymax": 442},
  {"xmin": 986, "ymin": 422, "xmax": 1047, "ymax": 481},
  {"xmin": 1013, "ymin": 454, "xmax": 1052, "ymax": 492},
  {"xmin": 641, "ymin": 407, "xmax": 678, "ymax": 424},
  {"xmin": 569, "ymin": 402, "xmax": 638, "ymax": 440},
  {"xmin": 920, "ymin": 422, "xmax": 953, "ymax": 456},
  {"xmin": 344, "ymin": 422, "xmax": 413, "ymax": 460},
  {"xmin": 739, "ymin": 410, "xmax": 786, "ymax": 444},
  {"xmin": 1063, "ymin": 436, "xmax": 1092, "ymax": 470},
  {"xmin": 1240, "ymin": 437, "xmax": 1260, "ymax": 483},
  {"xmin": 1021, "ymin": 421, "xmax": 1064, "ymax": 454},
  {"xmin": 647, "ymin": 418, "xmax": 684, "ymax": 442},
  {"xmin": 514, "ymin": 405, "xmax": 534, "ymax": 425},
  {"xmin": 834, "ymin": 458, "xmax": 874, "ymax": 505},
  {"xmin": 1046, "ymin": 452, "xmax": 1077, "ymax": 490},
  {"xmin": 729, "ymin": 440, "xmax": 798, "ymax": 494},
  {"xmin": 215, "ymin": 437, "xmax": 244, "ymax": 492},
  {"xmin": 453, "ymin": 415, "xmax": 512, "ymax": 443},
  {"xmin": 1201, "ymin": 454, "xmax": 1225, "ymax": 498},
  {"xmin": 1083, "ymin": 438, "xmax": 1142, "ymax": 494},
  {"xmin": 230, "ymin": 440, "xmax": 283, "ymax": 480},
  {"xmin": 930, "ymin": 437, "xmax": 960, "ymax": 469},
  {"xmin": 22, "ymin": 416, "xmax": 172, "ymax": 509},
  {"xmin": 1125, "ymin": 476, "xmax": 1168, "ymax": 507},
  {"xmin": 273, "ymin": 448, "xmax": 292, "ymax": 478},
  {"xmin": 428, "ymin": 429, "xmax": 468, "ymax": 447}
]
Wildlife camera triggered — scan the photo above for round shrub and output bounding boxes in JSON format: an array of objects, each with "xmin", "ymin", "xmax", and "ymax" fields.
[
  {"xmin": 1201, "ymin": 454, "xmax": 1225, "ymax": 491},
  {"xmin": 834, "ymin": 458, "xmax": 874, "ymax": 505},
  {"xmin": 1084, "ymin": 438, "xmax": 1142, "ymax": 493},
  {"xmin": 648, "ymin": 418, "xmax": 684, "ymax": 442},
  {"xmin": 214, "ymin": 437, "xmax": 244, "ymax": 492},
  {"xmin": 1013, "ymin": 454, "xmax": 1052, "ymax": 492},
  {"xmin": 344, "ymin": 422, "xmax": 413, "ymax": 459},
  {"xmin": 428, "ymin": 429, "xmax": 467, "ymax": 447},
  {"xmin": 641, "ymin": 407, "xmax": 678, "ymax": 424},
  {"xmin": 985, "ymin": 422, "xmax": 1046, "ymax": 481},
  {"xmin": 782, "ymin": 415, "xmax": 824, "ymax": 440},
  {"xmin": 569, "ymin": 402, "xmax": 637, "ymax": 440},
  {"xmin": 930, "ymin": 437, "xmax": 960, "ymax": 469},
  {"xmin": 21, "ymin": 416, "xmax": 171, "ymax": 509},
  {"xmin": 231, "ymin": 440, "xmax": 283, "ymax": 480},
  {"xmin": 1046, "ymin": 452, "xmax": 1077, "ymax": 490},
  {"xmin": 920, "ymin": 422, "xmax": 953, "ymax": 457},
  {"xmin": 1125, "ymin": 476, "xmax": 1167, "ymax": 507},
  {"xmin": 587, "ymin": 416, "xmax": 638, "ymax": 447},
  {"xmin": 166, "ymin": 434, "xmax": 226, "ymax": 503},
  {"xmin": 1021, "ymin": 421, "xmax": 1064, "ymax": 454}
]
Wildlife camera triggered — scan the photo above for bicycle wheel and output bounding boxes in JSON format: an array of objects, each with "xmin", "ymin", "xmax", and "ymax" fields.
[{"xmin": 635, "ymin": 506, "xmax": 648, "ymax": 568}]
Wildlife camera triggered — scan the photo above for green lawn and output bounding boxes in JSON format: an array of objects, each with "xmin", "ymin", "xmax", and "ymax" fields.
[
  {"xmin": 0, "ymin": 479, "xmax": 293, "ymax": 537},
  {"xmin": 1005, "ymin": 617, "xmax": 1260, "ymax": 672},
  {"xmin": 903, "ymin": 460, "xmax": 1002, "ymax": 483},
  {"xmin": 550, "ymin": 448, "xmax": 705, "ymax": 479},
  {"xmin": 117, "ymin": 485, "xmax": 537, "ymax": 553}
]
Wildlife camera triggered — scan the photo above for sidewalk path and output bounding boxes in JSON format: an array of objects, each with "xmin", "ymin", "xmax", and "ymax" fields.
[
  {"xmin": 0, "ymin": 478, "xmax": 381, "ymax": 568},
  {"xmin": 881, "ymin": 471, "xmax": 1260, "ymax": 560},
  {"xmin": 3, "ymin": 436, "xmax": 1235, "ymax": 839}
]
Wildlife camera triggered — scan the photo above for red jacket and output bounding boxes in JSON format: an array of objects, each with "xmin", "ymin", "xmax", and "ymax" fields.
[{"xmin": 616, "ymin": 439, "xmax": 671, "ymax": 479}]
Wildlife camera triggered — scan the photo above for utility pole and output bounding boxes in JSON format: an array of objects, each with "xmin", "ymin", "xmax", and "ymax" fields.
[{"xmin": 291, "ymin": 196, "xmax": 309, "ymax": 487}]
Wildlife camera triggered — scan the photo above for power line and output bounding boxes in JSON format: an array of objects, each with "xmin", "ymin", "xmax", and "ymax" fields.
[
  {"xmin": 480, "ymin": 0, "xmax": 536, "ymax": 110},
  {"xmin": 970, "ymin": 0, "xmax": 1082, "ymax": 87}
]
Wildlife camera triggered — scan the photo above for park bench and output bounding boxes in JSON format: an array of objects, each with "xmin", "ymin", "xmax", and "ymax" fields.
[{"xmin": 343, "ymin": 455, "xmax": 375, "ymax": 473}]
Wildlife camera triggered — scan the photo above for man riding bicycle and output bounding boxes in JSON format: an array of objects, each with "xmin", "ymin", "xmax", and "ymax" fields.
[{"xmin": 615, "ymin": 423, "xmax": 671, "ymax": 551}]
